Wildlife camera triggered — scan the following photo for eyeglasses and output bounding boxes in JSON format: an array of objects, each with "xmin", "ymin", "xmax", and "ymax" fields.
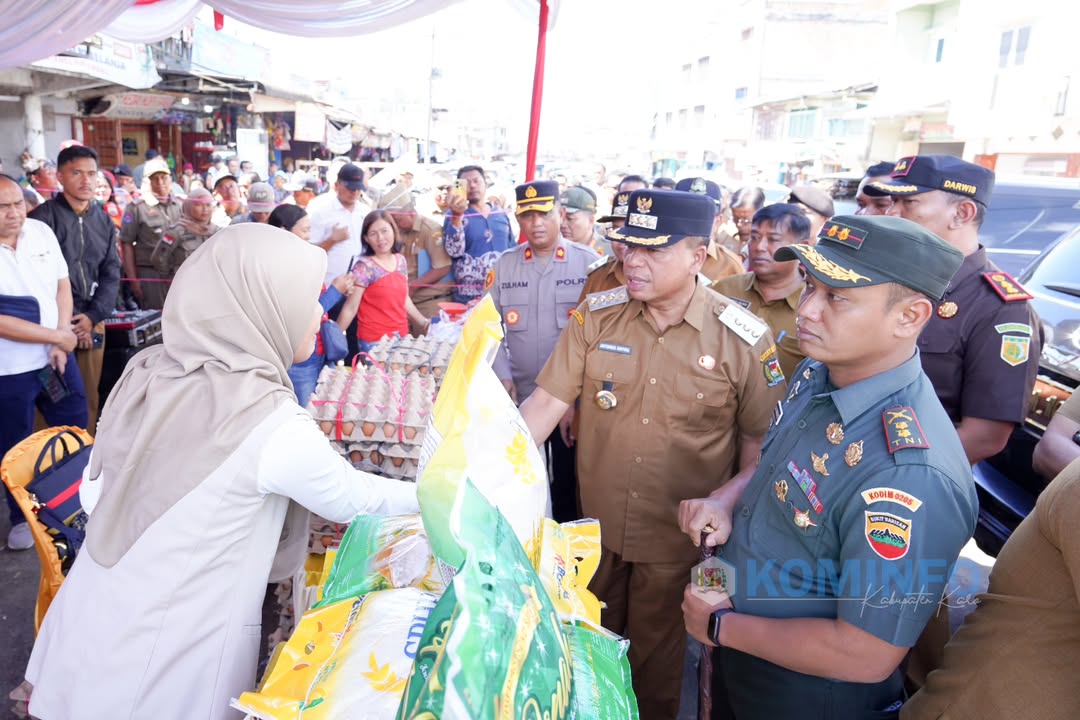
[{"xmin": 735, "ymin": 217, "xmax": 753, "ymax": 226}]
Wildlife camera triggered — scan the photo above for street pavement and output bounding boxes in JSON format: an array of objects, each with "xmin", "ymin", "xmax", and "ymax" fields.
[{"xmin": 0, "ymin": 513, "xmax": 39, "ymax": 719}]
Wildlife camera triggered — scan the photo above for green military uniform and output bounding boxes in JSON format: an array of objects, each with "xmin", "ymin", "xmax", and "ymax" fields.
[
  {"xmin": 151, "ymin": 223, "xmax": 217, "ymax": 302},
  {"xmin": 707, "ymin": 215, "xmax": 978, "ymax": 719},
  {"xmin": 120, "ymin": 198, "xmax": 182, "ymax": 310}
]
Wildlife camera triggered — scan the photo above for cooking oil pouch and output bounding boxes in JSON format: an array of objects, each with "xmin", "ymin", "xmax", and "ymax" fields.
[
  {"xmin": 234, "ymin": 588, "xmax": 438, "ymax": 720},
  {"xmin": 531, "ymin": 518, "xmax": 603, "ymax": 624},
  {"xmin": 316, "ymin": 514, "xmax": 444, "ymax": 608},
  {"xmin": 396, "ymin": 480, "xmax": 572, "ymax": 720},
  {"xmin": 416, "ymin": 295, "xmax": 549, "ymax": 582}
]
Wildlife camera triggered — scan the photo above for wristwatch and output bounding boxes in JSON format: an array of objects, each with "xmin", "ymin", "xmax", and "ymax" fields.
[
  {"xmin": 1072, "ymin": 429, "xmax": 1080, "ymax": 447},
  {"xmin": 708, "ymin": 608, "xmax": 734, "ymax": 646}
]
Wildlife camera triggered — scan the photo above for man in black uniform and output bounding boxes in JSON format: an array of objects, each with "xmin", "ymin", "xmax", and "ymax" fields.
[{"xmin": 866, "ymin": 155, "xmax": 1040, "ymax": 465}]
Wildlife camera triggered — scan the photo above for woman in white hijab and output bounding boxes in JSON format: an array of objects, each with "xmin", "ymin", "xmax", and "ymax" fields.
[{"xmin": 24, "ymin": 224, "xmax": 418, "ymax": 720}]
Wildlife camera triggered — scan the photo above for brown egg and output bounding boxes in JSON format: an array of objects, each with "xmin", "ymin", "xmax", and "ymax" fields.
[
  {"xmin": 319, "ymin": 420, "xmax": 334, "ymax": 435},
  {"xmin": 390, "ymin": 456, "xmax": 404, "ymax": 467},
  {"xmin": 433, "ymin": 367, "xmax": 444, "ymax": 379},
  {"xmin": 361, "ymin": 421, "xmax": 376, "ymax": 437},
  {"xmin": 383, "ymin": 422, "xmax": 396, "ymax": 438},
  {"xmin": 370, "ymin": 450, "xmax": 382, "ymax": 465},
  {"xmin": 403, "ymin": 426, "xmax": 417, "ymax": 440},
  {"xmin": 341, "ymin": 421, "xmax": 355, "ymax": 437},
  {"xmin": 349, "ymin": 450, "xmax": 363, "ymax": 464}
]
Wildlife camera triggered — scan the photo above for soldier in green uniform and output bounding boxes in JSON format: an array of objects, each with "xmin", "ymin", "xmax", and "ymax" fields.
[
  {"xmin": 680, "ymin": 215, "xmax": 978, "ymax": 720},
  {"xmin": 152, "ymin": 188, "xmax": 219, "ymax": 304},
  {"xmin": 120, "ymin": 157, "xmax": 182, "ymax": 310}
]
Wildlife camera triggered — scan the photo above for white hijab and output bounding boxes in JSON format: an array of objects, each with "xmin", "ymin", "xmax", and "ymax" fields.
[{"xmin": 86, "ymin": 223, "xmax": 325, "ymax": 567}]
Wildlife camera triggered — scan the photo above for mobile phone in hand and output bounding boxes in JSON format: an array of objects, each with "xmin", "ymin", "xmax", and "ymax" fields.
[{"xmin": 38, "ymin": 365, "xmax": 70, "ymax": 403}]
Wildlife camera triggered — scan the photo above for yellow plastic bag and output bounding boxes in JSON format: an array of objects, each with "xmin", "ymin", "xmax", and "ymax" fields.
[
  {"xmin": 235, "ymin": 588, "xmax": 438, "ymax": 719},
  {"xmin": 531, "ymin": 518, "xmax": 604, "ymax": 624},
  {"xmin": 417, "ymin": 296, "xmax": 548, "ymax": 580}
]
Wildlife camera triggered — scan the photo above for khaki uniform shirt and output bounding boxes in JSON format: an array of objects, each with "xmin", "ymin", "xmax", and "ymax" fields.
[
  {"xmin": 404, "ymin": 215, "xmax": 454, "ymax": 313},
  {"xmin": 701, "ymin": 243, "xmax": 745, "ymax": 283},
  {"xmin": 487, "ymin": 237, "xmax": 595, "ymax": 401},
  {"xmin": 577, "ymin": 255, "xmax": 625, "ymax": 303},
  {"xmin": 120, "ymin": 199, "xmax": 182, "ymax": 269},
  {"xmin": 153, "ymin": 223, "xmax": 217, "ymax": 278},
  {"xmin": 713, "ymin": 272, "xmax": 804, "ymax": 379},
  {"xmin": 536, "ymin": 281, "xmax": 785, "ymax": 563}
]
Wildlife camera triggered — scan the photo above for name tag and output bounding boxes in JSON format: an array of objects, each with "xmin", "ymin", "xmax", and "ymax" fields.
[
  {"xmin": 598, "ymin": 341, "xmax": 632, "ymax": 355},
  {"xmin": 719, "ymin": 304, "xmax": 767, "ymax": 345}
]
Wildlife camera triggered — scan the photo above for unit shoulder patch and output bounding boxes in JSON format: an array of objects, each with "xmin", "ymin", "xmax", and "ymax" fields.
[
  {"xmin": 585, "ymin": 285, "xmax": 630, "ymax": 312},
  {"xmin": 882, "ymin": 406, "xmax": 930, "ymax": 453},
  {"xmin": 587, "ymin": 254, "xmax": 614, "ymax": 273},
  {"xmin": 982, "ymin": 271, "xmax": 1033, "ymax": 302}
]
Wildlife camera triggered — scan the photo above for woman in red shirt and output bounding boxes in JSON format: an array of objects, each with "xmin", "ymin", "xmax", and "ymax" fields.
[{"xmin": 339, "ymin": 210, "xmax": 430, "ymax": 355}]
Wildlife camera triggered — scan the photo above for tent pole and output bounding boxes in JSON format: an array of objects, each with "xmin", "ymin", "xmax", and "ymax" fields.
[{"xmin": 524, "ymin": 0, "xmax": 549, "ymax": 182}]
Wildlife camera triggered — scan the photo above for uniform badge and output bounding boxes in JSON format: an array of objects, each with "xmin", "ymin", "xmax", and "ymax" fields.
[
  {"xmin": 122, "ymin": 211, "xmax": 134, "ymax": 224},
  {"xmin": 763, "ymin": 355, "xmax": 784, "ymax": 387},
  {"xmin": 822, "ymin": 221, "xmax": 867, "ymax": 250},
  {"xmin": 775, "ymin": 479, "xmax": 788, "ymax": 502},
  {"xmin": 860, "ymin": 487, "xmax": 923, "ymax": 512},
  {"xmin": 719, "ymin": 303, "xmax": 768, "ymax": 346},
  {"xmin": 883, "ymin": 407, "xmax": 930, "ymax": 453},
  {"xmin": 585, "ymin": 286, "xmax": 629, "ymax": 312},
  {"xmin": 845, "ymin": 440, "xmax": 864, "ymax": 467},
  {"xmin": 698, "ymin": 355, "xmax": 715, "ymax": 370},
  {"xmin": 569, "ymin": 308, "xmax": 585, "ymax": 326},
  {"xmin": 1000, "ymin": 335, "xmax": 1030, "ymax": 366},
  {"xmin": 772, "ymin": 400, "xmax": 784, "ymax": 427},
  {"xmin": 788, "ymin": 461, "xmax": 823, "ymax": 514},
  {"xmin": 595, "ymin": 389, "xmax": 617, "ymax": 410},
  {"xmin": 802, "ymin": 367, "xmax": 812, "ymax": 380},
  {"xmin": 982, "ymin": 272, "xmax": 1032, "ymax": 302},
  {"xmin": 825, "ymin": 423, "xmax": 844, "ymax": 445},
  {"xmin": 811, "ymin": 450, "xmax": 829, "ymax": 477},
  {"xmin": 484, "ymin": 268, "xmax": 495, "ymax": 291},
  {"xmin": 793, "ymin": 508, "xmax": 817, "ymax": 530},
  {"xmin": 865, "ymin": 512, "xmax": 911, "ymax": 560},
  {"xmin": 937, "ymin": 301, "xmax": 958, "ymax": 318},
  {"xmin": 555, "ymin": 246, "xmax": 566, "ymax": 260},
  {"xmin": 161, "ymin": 234, "xmax": 175, "ymax": 246},
  {"xmin": 505, "ymin": 309, "xmax": 521, "ymax": 326},
  {"xmin": 587, "ymin": 254, "xmax": 611, "ymax": 273},
  {"xmin": 524, "ymin": 246, "xmax": 534, "ymax": 262}
]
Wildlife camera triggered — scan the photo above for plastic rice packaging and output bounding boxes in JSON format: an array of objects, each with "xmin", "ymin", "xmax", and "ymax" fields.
[
  {"xmin": 316, "ymin": 514, "xmax": 444, "ymax": 608},
  {"xmin": 417, "ymin": 296, "xmax": 549, "ymax": 581},
  {"xmin": 531, "ymin": 518, "xmax": 604, "ymax": 625},
  {"xmin": 396, "ymin": 480, "xmax": 571, "ymax": 720},
  {"xmin": 564, "ymin": 620, "xmax": 640, "ymax": 720},
  {"xmin": 235, "ymin": 588, "xmax": 438, "ymax": 720}
]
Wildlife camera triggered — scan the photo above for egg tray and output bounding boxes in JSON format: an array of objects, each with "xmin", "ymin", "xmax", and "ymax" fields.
[
  {"xmin": 307, "ymin": 364, "xmax": 435, "ymax": 445},
  {"xmin": 342, "ymin": 441, "xmax": 421, "ymax": 481}
]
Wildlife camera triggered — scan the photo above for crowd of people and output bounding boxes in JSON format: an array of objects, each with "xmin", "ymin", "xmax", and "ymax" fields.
[{"xmin": 2, "ymin": 140, "xmax": 1078, "ymax": 720}]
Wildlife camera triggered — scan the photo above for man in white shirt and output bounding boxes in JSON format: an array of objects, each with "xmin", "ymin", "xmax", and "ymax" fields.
[
  {"xmin": 0, "ymin": 174, "xmax": 84, "ymax": 550},
  {"xmin": 308, "ymin": 163, "xmax": 368, "ymax": 285}
]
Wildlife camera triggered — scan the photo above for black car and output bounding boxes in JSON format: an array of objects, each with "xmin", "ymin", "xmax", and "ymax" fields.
[
  {"xmin": 977, "ymin": 177, "xmax": 1080, "ymax": 277},
  {"xmin": 973, "ymin": 224, "xmax": 1080, "ymax": 556}
]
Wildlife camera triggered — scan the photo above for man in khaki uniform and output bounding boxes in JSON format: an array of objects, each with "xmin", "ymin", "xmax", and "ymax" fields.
[
  {"xmin": 712, "ymin": 203, "xmax": 811, "ymax": 379},
  {"xmin": 521, "ymin": 189, "xmax": 785, "ymax": 719},
  {"xmin": 674, "ymin": 176, "xmax": 744, "ymax": 283},
  {"xmin": 377, "ymin": 184, "xmax": 454, "ymax": 332},
  {"xmin": 120, "ymin": 158, "xmax": 182, "ymax": 310},
  {"xmin": 579, "ymin": 175, "xmax": 650, "ymax": 300}
]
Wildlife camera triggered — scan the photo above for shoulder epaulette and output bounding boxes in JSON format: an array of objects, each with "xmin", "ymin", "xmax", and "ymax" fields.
[
  {"xmin": 882, "ymin": 406, "xmax": 930, "ymax": 454},
  {"xmin": 587, "ymin": 254, "xmax": 614, "ymax": 273},
  {"xmin": 586, "ymin": 285, "xmax": 629, "ymax": 311},
  {"xmin": 982, "ymin": 271, "xmax": 1032, "ymax": 302}
]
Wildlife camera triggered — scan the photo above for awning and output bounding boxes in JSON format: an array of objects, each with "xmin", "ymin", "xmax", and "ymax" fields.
[{"xmin": 250, "ymin": 93, "xmax": 297, "ymax": 113}]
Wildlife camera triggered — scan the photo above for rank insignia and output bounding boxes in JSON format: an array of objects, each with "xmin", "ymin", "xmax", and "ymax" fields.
[
  {"xmin": 555, "ymin": 246, "xmax": 566, "ymax": 260},
  {"xmin": 505, "ymin": 309, "xmax": 521, "ymax": 326},
  {"xmin": 802, "ymin": 367, "xmax": 812, "ymax": 380},
  {"xmin": 821, "ymin": 221, "xmax": 867, "ymax": 250},
  {"xmin": 586, "ymin": 286, "xmax": 629, "ymax": 311},
  {"xmin": 1000, "ymin": 335, "xmax": 1030, "ymax": 366},
  {"xmin": 525, "ymin": 185, "xmax": 538, "ymax": 199},
  {"xmin": 698, "ymin": 354, "xmax": 716, "ymax": 370},
  {"xmin": 883, "ymin": 406, "xmax": 930, "ymax": 453},
  {"xmin": 982, "ymin": 271, "xmax": 1033, "ymax": 302},
  {"xmin": 845, "ymin": 440, "xmax": 864, "ymax": 467},
  {"xmin": 825, "ymin": 423, "xmax": 844, "ymax": 445},
  {"xmin": 484, "ymin": 268, "xmax": 495, "ymax": 290},
  {"xmin": 811, "ymin": 450, "xmax": 829, "ymax": 477},
  {"xmin": 793, "ymin": 508, "xmax": 817, "ymax": 530},
  {"xmin": 587, "ymin": 254, "xmax": 611, "ymax": 273},
  {"xmin": 786, "ymin": 380, "xmax": 801, "ymax": 402},
  {"xmin": 569, "ymin": 308, "xmax": 584, "ymax": 326},
  {"xmin": 865, "ymin": 511, "xmax": 911, "ymax": 560},
  {"xmin": 937, "ymin": 301, "xmax": 958, "ymax": 318},
  {"xmin": 524, "ymin": 246, "xmax": 534, "ymax": 261},
  {"xmin": 775, "ymin": 479, "xmax": 788, "ymax": 502}
]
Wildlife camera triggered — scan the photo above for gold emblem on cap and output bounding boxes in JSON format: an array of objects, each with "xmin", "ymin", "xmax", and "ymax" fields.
[
  {"xmin": 775, "ymin": 479, "xmax": 788, "ymax": 502},
  {"xmin": 811, "ymin": 450, "xmax": 830, "ymax": 477},
  {"xmin": 524, "ymin": 185, "xmax": 538, "ymax": 199},
  {"xmin": 937, "ymin": 301, "xmax": 958, "ymax": 319},
  {"xmin": 595, "ymin": 389, "xmax": 617, "ymax": 411},
  {"xmin": 794, "ymin": 245, "xmax": 872, "ymax": 284},
  {"xmin": 845, "ymin": 440, "xmax": 864, "ymax": 467},
  {"xmin": 826, "ymin": 423, "xmax": 844, "ymax": 445},
  {"xmin": 793, "ymin": 508, "xmax": 817, "ymax": 530},
  {"xmin": 636, "ymin": 196, "xmax": 653, "ymax": 214},
  {"xmin": 691, "ymin": 178, "xmax": 707, "ymax": 193}
]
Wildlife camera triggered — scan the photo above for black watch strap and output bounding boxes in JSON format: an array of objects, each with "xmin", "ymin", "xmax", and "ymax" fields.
[{"xmin": 708, "ymin": 608, "xmax": 734, "ymax": 646}]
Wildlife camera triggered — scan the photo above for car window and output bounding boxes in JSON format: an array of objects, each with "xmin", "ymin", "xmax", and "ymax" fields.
[{"xmin": 1026, "ymin": 230, "xmax": 1080, "ymax": 289}]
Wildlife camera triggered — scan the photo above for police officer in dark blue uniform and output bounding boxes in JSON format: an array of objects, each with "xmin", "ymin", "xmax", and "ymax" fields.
[{"xmin": 680, "ymin": 215, "xmax": 978, "ymax": 720}]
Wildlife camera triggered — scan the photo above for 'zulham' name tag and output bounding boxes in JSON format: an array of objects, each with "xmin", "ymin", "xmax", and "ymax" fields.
[
  {"xmin": 718, "ymin": 304, "xmax": 767, "ymax": 345},
  {"xmin": 598, "ymin": 342, "xmax": 632, "ymax": 355}
]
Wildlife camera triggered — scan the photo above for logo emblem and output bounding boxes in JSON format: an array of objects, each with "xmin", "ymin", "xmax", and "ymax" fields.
[
  {"xmin": 524, "ymin": 185, "xmax": 538, "ymax": 199},
  {"xmin": 811, "ymin": 450, "xmax": 829, "ymax": 477},
  {"xmin": 698, "ymin": 354, "xmax": 715, "ymax": 370},
  {"xmin": 937, "ymin": 301, "xmax": 958, "ymax": 318},
  {"xmin": 845, "ymin": 440, "xmax": 864, "ymax": 467},
  {"xmin": 865, "ymin": 512, "xmax": 911, "ymax": 560},
  {"xmin": 690, "ymin": 177, "xmax": 707, "ymax": 194},
  {"xmin": 1000, "ymin": 335, "xmax": 1030, "ymax": 366},
  {"xmin": 505, "ymin": 309, "xmax": 520, "ymax": 326},
  {"xmin": 484, "ymin": 268, "xmax": 495, "ymax": 290},
  {"xmin": 825, "ymin": 423, "xmax": 844, "ymax": 445},
  {"xmin": 793, "ymin": 508, "xmax": 817, "ymax": 530},
  {"xmin": 775, "ymin": 479, "xmax": 788, "ymax": 502},
  {"xmin": 636, "ymin": 196, "xmax": 653, "ymax": 214}
]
